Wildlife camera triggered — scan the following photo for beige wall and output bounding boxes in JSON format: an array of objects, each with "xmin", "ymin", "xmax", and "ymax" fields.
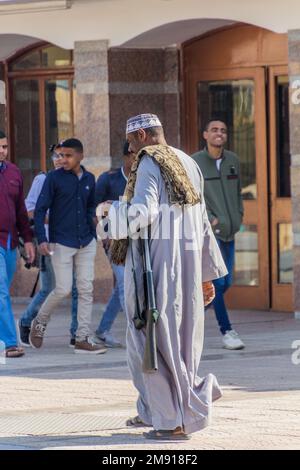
[{"xmin": 0, "ymin": 0, "xmax": 298, "ymax": 50}]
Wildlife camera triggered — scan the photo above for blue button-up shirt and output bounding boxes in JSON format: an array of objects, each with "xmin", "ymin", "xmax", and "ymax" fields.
[
  {"xmin": 34, "ymin": 166, "xmax": 96, "ymax": 248},
  {"xmin": 95, "ymin": 167, "xmax": 127, "ymax": 205}
]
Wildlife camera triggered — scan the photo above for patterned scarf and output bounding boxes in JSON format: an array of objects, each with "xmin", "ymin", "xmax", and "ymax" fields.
[{"xmin": 110, "ymin": 144, "xmax": 201, "ymax": 265}]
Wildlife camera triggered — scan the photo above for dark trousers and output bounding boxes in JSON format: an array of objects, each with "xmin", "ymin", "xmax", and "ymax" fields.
[{"xmin": 212, "ymin": 239, "xmax": 235, "ymax": 335}]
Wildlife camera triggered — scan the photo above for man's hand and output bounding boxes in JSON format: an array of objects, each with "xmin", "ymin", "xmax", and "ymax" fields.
[
  {"xmin": 38, "ymin": 242, "xmax": 52, "ymax": 256},
  {"xmin": 96, "ymin": 201, "xmax": 113, "ymax": 219},
  {"xmin": 24, "ymin": 242, "xmax": 35, "ymax": 264},
  {"xmin": 202, "ymin": 281, "xmax": 215, "ymax": 306},
  {"xmin": 211, "ymin": 217, "xmax": 219, "ymax": 227}
]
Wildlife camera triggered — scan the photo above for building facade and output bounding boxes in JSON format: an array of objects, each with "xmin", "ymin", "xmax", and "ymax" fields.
[{"xmin": 0, "ymin": 0, "xmax": 300, "ymax": 316}]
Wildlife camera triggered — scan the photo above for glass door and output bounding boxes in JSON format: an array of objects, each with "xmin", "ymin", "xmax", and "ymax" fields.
[
  {"xmin": 44, "ymin": 78, "xmax": 75, "ymax": 170},
  {"xmin": 11, "ymin": 79, "xmax": 41, "ymax": 192},
  {"xmin": 186, "ymin": 67, "xmax": 269, "ymax": 309},
  {"xmin": 10, "ymin": 75, "xmax": 75, "ymax": 193},
  {"xmin": 268, "ymin": 66, "xmax": 293, "ymax": 311}
]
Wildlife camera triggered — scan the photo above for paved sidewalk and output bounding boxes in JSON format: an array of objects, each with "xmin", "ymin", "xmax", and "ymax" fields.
[{"xmin": 0, "ymin": 303, "xmax": 299, "ymax": 450}]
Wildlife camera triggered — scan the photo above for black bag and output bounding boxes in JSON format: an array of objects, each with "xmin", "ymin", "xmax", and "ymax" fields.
[
  {"xmin": 18, "ymin": 219, "xmax": 40, "ymax": 269},
  {"xmin": 18, "ymin": 235, "xmax": 40, "ymax": 270}
]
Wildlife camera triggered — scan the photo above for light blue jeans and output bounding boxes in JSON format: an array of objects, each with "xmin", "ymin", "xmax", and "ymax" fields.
[
  {"xmin": 0, "ymin": 247, "xmax": 18, "ymax": 348},
  {"xmin": 20, "ymin": 255, "xmax": 78, "ymax": 336},
  {"xmin": 20, "ymin": 255, "xmax": 55, "ymax": 327},
  {"xmin": 96, "ymin": 262, "xmax": 125, "ymax": 336}
]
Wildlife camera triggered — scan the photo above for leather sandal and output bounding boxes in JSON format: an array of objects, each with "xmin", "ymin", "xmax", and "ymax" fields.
[
  {"xmin": 143, "ymin": 427, "xmax": 191, "ymax": 441},
  {"xmin": 126, "ymin": 415, "xmax": 150, "ymax": 427},
  {"xmin": 5, "ymin": 346, "xmax": 25, "ymax": 358}
]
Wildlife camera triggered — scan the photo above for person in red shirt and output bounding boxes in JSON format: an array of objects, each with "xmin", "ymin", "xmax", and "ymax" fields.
[{"xmin": 0, "ymin": 130, "xmax": 35, "ymax": 358}]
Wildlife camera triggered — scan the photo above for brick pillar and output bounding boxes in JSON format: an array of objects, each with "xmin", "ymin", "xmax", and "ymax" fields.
[
  {"xmin": 74, "ymin": 40, "xmax": 111, "ymax": 177},
  {"xmin": 288, "ymin": 30, "xmax": 300, "ymax": 319}
]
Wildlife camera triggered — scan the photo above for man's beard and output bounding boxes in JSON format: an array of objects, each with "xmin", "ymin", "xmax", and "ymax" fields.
[{"xmin": 211, "ymin": 143, "xmax": 223, "ymax": 148}]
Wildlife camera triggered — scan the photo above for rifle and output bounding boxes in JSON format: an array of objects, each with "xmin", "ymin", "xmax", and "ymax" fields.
[
  {"xmin": 131, "ymin": 227, "xmax": 160, "ymax": 373},
  {"xmin": 140, "ymin": 226, "xmax": 160, "ymax": 373}
]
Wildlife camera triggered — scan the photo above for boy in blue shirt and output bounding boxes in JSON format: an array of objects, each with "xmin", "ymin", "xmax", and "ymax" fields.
[
  {"xmin": 18, "ymin": 144, "xmax": 78, "ymax": 347},
  {"xmin": 30, "ymin": 138, "xmax": 106, "ymax": 354}
]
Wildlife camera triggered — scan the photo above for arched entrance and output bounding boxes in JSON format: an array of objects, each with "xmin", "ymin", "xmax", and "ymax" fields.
[
  {"xmin": 183, "ymin": 24, "xmax": 292, "ymax": 311},
  {"xmin": 6, "ymin": 43, "xmax": 75, "ymax": 191}
]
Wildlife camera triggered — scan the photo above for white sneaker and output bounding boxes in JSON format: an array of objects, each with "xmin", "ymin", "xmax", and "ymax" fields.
[
  {"xmin": 222, "ymin": 330, "xmax": 245, "ymax": 350},
  {"xmin": 94, "ymin": 331, "xmax": 124, "ymax": 348}
]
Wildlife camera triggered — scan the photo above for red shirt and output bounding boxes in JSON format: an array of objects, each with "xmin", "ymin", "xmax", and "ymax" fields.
[{"xmin": 0, "ymin": 161, "xmax": 32, "ymax": 250}]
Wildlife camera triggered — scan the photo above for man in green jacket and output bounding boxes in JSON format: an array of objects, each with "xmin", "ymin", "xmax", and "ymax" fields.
[{"xmin": 192, "ymin": 119, "xmax": 245, "ymax": 350}]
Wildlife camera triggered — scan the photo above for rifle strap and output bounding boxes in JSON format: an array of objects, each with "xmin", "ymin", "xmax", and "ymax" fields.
[{"xmin": 30, "ymin": 270, "xmax": 40, "ymax": 298}]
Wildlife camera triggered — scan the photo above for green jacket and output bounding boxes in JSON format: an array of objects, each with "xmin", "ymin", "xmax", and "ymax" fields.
[{"xmin": 191, "ymin": 149, "xmax": 244, "ymax": 242}]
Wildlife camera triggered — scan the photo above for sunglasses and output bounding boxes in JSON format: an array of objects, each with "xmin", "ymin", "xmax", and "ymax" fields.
[{"xmin": 51, "ymin": 153, "xmax": 63, "ymax": 161}]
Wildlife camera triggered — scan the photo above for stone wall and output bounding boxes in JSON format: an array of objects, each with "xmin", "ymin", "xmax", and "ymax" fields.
[
  {"xmin": 0, "ymin": 64, "xmax": 6, "ymax": 132},
  {"xmin": 74, "ymin": 40, "xmax": 112, "ymax": 302},
  {"xmin": 74, "ymin": 40, "xmax": 111, "ymax": 178},
  {"xmin": 108, "ymin": 47, "xmax": 181, "ymax": 167},
  {"xmin": 288, "ymin": 30, "xmax": 300, "ymax": 318}
]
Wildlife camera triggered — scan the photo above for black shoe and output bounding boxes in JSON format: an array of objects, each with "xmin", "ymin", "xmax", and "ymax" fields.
[
  {"xmin": 18, "ymin": 320, "xmax": 31, "ymax": 347},
  {"xmin": 69, "ymin": 337, "xmax": 76, "ymax": 348}
]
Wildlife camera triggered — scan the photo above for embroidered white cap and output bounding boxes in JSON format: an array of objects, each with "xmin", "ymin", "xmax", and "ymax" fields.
[{"xmin": 126, "ymin": 113, "xmax": 162, "ymax": 135}]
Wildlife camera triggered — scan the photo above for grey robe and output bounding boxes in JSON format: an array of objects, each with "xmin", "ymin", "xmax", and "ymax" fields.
[{"xmin": 108, "ymin": 147, "xmax": 227, "ymax": 434}]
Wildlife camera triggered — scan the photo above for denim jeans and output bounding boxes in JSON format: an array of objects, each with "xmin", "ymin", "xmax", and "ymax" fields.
[
  {"xmin": 0, "ymin": 247, "xmax": 18, "ymax": 348},
  {"xmin": 20, "ymin": 255, "xmax": 78, "ymax": 336},
  {"xmin": 96, "ymin": 262, "xmax": 125, "ymax": 336},
  {"xmin": 69, "ymin": 280, "xmax": 78, "ymax": 339},
  {"xmin": 212, "ymin": 239, "xmax": 235, "ymax": 335},
  {"xmin": 20, "ymin": 255, "xmax": 55, "ymax": 327}
]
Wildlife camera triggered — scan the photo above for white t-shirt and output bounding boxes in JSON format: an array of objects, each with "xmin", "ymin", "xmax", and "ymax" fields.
[
  {"xmin": 216, "ymin": 158, "xmax": 222, "ymax": 172},
  {"xmin": 25, "ymin": 173, "xmax": 49, "ymax": 240}
]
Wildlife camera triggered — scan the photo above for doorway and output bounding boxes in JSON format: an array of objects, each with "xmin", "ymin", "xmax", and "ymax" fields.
[
  {"xmin": 183, "ymin": 25, "xmax": 292, "ymax": 311},
  {"xmin": 7, "ymin": 44, "xmax": 75, "ymax": 192}
]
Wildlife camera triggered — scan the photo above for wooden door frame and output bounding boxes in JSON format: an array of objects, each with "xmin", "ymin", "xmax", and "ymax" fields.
[
  {"xmin": 184, "ymin": 66, "xmax": 270, "ymax": 309},
  {"xmin": 8, "ymin": 72, "xmax": 74, "ymax": 170},
  {"xmin": 268, "ymin": 65, "xmax": 293, "ymax": 311},
  {"xmin": 5, "ymin": 41, "xmax": 74, "ymax": 168}
]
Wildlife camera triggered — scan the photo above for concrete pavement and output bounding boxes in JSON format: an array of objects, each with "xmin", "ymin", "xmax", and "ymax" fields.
[{"xmin": 0, "ymin": 303, "xmax": 299, "ymax": 450}]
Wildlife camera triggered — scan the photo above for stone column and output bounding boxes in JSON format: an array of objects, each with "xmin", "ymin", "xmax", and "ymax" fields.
[
  {"xmin": 163, "ymin": 47, "xmax": 181, "ymax": 149},
  {"xmin": 288, "ymin": 30, "xmax": 300, "ymax": 319},
  {"xmin": 74, "ymin": 40, "xmax": 111, "ymax": 177},
  {"xmin": 0, "ymin": 64, "xmax": 6, "ymax": 131},
  {"xmin": 74, "ymin": 40, "xmax": 112, "ymax": 303}
]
